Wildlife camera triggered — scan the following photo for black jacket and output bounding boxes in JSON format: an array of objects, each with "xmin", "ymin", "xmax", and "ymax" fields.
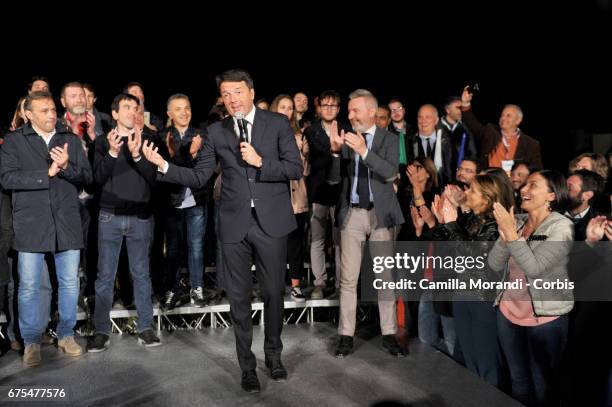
[
  {"xmin": 438, "ymin": 118, "xmax": 478, "ymax": 172},
  {"xmin": 0, "ymin": 124, "xmax": 92, "ymax": 252},
  {"xmin": 94, "ymin": 130, "xmax": 158, "ymax": 216},
  {"xmin": 432, "ymin": 213, "xmax": 501, "ymax": 301},
  {"xmin": 160, "ymin": 108, "xmax": 303, "ymax": 243},
  {"xmin": 162, "ymin": 126, "xmax": 209, "ymax": 207},
  {"xmin": 303, "ymin": 119, "xmax": 350, "ymax": 206}
]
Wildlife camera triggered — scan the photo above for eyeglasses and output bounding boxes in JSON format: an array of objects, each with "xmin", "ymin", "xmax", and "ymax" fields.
[
  {"xmin": 320, "ymin": 104, "xmax": 339, "ymax": 110},
  {"xmin": 390, "ymin": 107, "xmax": 404, "ymax": 113}
]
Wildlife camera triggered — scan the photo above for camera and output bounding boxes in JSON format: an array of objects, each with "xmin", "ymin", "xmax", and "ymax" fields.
[{"xmin": 466, "ymin": 82, "xmax": 480, "ymax": 95}]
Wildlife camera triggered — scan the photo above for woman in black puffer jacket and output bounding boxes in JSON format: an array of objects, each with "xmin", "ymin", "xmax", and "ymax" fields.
[{"xmin": 432, "ymin": 173, "xmax": 514, "ymax": 388}]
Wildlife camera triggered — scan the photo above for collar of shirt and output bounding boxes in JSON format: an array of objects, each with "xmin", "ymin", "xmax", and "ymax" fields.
[
  {"xmin": 442, "ymin": 117, "xmax": 460, "ymax": 132},
  {"xmin": 233, "ymin": 105, "xmax": 256, "ymax": 128},
  {"xmin": 363, "ymin": 124, "xmax": 376, "ymax": 138},
  {"xmin": 33, "ymin": 125, "xmax": 56, "ymax": 145},
  {"xmin": 419, "ymin": 132, "xmax": 437, "ymax": 145},
  {"xmin": 566, "ymin": 206, "xmax": 590, "ymax": 220},
  {"xmin": 501, "ymin": 128, "xmax": 521, "ymax": 147}
]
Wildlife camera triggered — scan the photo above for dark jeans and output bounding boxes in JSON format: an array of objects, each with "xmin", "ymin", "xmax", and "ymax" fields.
[
  {"xmin": 453, "ymin": 301, "xmax": 503, "ymax": 388},
  {"xmin": 286, "ymin": 212, "xmax": 308, "ymax": 281},
  {"xmin": 165, "ymin": 205, "xmax": 207, "ymax": 291},
  {"xmin": 94, "ymin": 211, "xmax": 154, "ymax": 334},
  {"xmin": 497, "ymin": 309, "xmax": 568, "ymax": 407},
  {"xmin": 222, "ymin": 209, "xmax": 286, "ymax": 372}
]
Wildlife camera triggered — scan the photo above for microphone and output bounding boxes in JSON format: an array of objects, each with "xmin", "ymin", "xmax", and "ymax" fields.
[{"xmin": 235, "ymin": 112, "xmax": 248, "ymax": 143}]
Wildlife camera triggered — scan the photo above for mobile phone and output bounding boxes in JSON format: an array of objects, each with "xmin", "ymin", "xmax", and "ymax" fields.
[{"xmin": 144, "ymin": 111, "xmax": 151, "ymax": 126}]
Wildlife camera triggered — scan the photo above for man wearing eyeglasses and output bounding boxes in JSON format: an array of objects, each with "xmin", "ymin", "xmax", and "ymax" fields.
[{"xmin": 304, "ymin": 90, "xmax": 351, "ymax": 300}]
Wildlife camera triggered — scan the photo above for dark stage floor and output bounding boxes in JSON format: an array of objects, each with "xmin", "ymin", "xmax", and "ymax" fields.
[{"xmin": 0, "ymin": 323, "xmax": 521, "ymax": 406}]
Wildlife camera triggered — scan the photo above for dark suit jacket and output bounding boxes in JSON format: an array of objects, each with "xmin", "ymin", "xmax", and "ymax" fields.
[
  {"xmin": 160, "ymin": 108, "xmax": 303, "ymax": 243},
  {"xmin": 407, "ymin": 130, "xmax": 455, "ymax": 187},
  {"xmin": 327, "ymin": 126, "xmax": 404, "ymax": 229},
  {"xmin": 462, "ymin": 107, "xmax": 543, "ymax": 170},
  {"xmin": 304, "ymin": 119, "xmax": 351, "ymax": 206}
]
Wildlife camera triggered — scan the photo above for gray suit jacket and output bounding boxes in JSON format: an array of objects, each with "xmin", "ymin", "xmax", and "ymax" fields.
[{"xmin": 327, "ymin": 127, "xmax": 404, "ymax": 229}]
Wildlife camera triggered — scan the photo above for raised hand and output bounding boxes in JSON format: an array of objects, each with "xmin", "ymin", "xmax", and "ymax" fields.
[
  {"xmin": 329, "ymin": 120, "xmax": 345, "ymax": 153},
  {"xmin": 107, "ymin": 129, "xmax": 123, "ymax": 156},
  {"xmin": 50, "ymin": 143, "xmax": 69, "ymax": 170},
  {"xmin": 127, "ymin": 128, "xmax": 143, "ymax": 158},
  {"xmin": 431, "ymin": 194, "xmax": 444, "ymax": 224},
  {"xmin": 410, "ymin": 205, "xmax": 424, "ymax": 237},
  {"xmin": 493, "ymin": 203, "xmax": 517, "ymax": 242},
  {"xmin": 190, "ymin": 134, "xmax": 203, "ymax": 158},
  {"xmin": 419, "ymin": 204, "xmax": 436, "ymax": 228},
  {"xmin": 461, "ymin": 85, "xmax": 474, "ymax": 107},
  {"xmin": 586, "ymin": 215, "xmax": 607, "ymax": 243},
  {"xmin": 142, "ymin": 140, "xmax": 165, "ymax": 168},
  {"xmin": 344, "ymin": 131, "xmax": 367, "ymax": 157}
]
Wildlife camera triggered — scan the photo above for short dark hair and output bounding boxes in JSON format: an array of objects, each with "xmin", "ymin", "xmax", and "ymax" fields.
[
  {"xmin": 444, "ymin": 96, "xmax": 461, "ymax": 109},
  {"xmin": 536, "ymin": 170, "xmax": 569, "ymax": 213},
  {"xmin": 378, "ymin": 105, "xmax": 391, "ymax": 115},
  {"xmin": 60, "ymin": 81, "xmax": 84, "ymax": 98},
  {"xmin": 460, "ymin": 156, "xmax": 481, "ymax": 173},
  {"xmin": 388, "ymin": 98, "xmax": 403, "ymax": 106},
  {"xmin": 82, "ymin": 83, "xmax": 95, "ymax": 94},
  {"xmin": 317, "ymin": 90, "xmax": 341, "ymax": 105},
  {"xmin": 511, "ymin": 161, "xmax": 537, "ymax": 174},
  {"xmin": 123, "ymin": 82, "xmax": 144, "ymax": 93},
  {"xmin": 111, "ymin": 93, "xmax": 140, "ymax": 113},
  {"xmin": 215, "ymin": 69, "xmax": 254, "ymax": 90},
  {"xmin": 569, "ymin": 169, "xmax": 605, "ymax": 204},
  {"xmin": 24, "ymin": 91, "xmax": 54, "ymax": 111},
  {"xmin": 28, "ymin": 76, "xmax": 50, "ymax": 91}
]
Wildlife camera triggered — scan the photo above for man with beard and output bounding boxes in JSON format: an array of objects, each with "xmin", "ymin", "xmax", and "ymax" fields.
[{"xmin": 565, "ymin": 169, "xmax": 605, "ymax": 240}]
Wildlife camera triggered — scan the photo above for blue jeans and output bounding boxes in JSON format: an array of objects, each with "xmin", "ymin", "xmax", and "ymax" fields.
[
  {"xmin": 418, "ymin": 291, "xmax": 457, "ymax": 357},
  {"xmin": 94, "ymin": 211, "xmax": 154, "ymax": 334},
  {"xmin": 165, "ymin": 205, "xmax": 207, "ymax": 291},
  {"xmin": 497, "ymin": 309, "xmax": 568, "ymax": 406},
  {"xmin": 453, "ymin": 301, "xmax": 503, "ymax": 388},
  {"xmin": 18, "ymin": 250, "xmax": 80, "ymax": 345}
]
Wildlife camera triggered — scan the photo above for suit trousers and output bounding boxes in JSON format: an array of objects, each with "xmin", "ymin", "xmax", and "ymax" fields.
[
  {"xmin": 222, "ymin": 209, "xmax": 287, "ymax": 371},
  {"xmin": 338, "ymin": 207, "xmax": 397, "ymax": 337}
]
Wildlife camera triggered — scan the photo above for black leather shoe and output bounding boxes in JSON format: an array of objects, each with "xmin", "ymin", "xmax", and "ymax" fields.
[
  {"xmin": 335, "ymin": 335, "xmax": 354, "ymax": 358},
  {"xmin": 265, "ymin": 358, "xmax": 288, "ymax": 381},
  {"xmin": 241, "ymin": 369, "xmax": 261, "ymax": 393},
  {"xmin": 382, "ymin": 334, "xmax": 407, "ymax": 357}
]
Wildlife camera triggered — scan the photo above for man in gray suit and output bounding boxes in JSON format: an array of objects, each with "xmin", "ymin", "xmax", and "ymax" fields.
[{"xmin": 327, "ymin": 89, "xmax": 405, "ymax": 357}]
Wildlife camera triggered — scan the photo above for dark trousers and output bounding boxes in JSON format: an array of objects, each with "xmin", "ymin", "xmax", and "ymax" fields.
[
  {"xmin": 497, "ymin": 310, "xmax": 568, "ymax": 407},
  {"xmin": 453, "ymin": 301, "xmax": 503, "ymax": 388},
  {"xmin": 222, "ymin": 209, "xmax": 287, "ymax": 372},
  {"xmin": 286, "ymin": 212, "xmax": 308, "ymax": 281}
]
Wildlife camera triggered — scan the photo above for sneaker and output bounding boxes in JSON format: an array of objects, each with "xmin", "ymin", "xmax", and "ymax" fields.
[
  {"xmin": 190, "ymin": 286, "xmax": 207, "ymax": 307},
  {"xmin": 310, "ymin": 285, "xmax": 325, "ymax": 300},
  {"xmin": 291, "ymin": 286, "xmax": 306, "ymax": 303},
  {"xmin": 57, "ymin": 336, "xmax": 83, "ymax": 357},
  {"xmin": 162, "ymin": 290, "xmax": 182, "ymax": 311},
  {"xmin": 87, "ymin": 333, "xmax": 110, "ymax": 353},
  {"xmin": 23, "ymin": 344, "xmax": 41, "ymax": 367},
  {"xmin": 138, "ymin": 329, "xmax": 161, "ymax": 347}
]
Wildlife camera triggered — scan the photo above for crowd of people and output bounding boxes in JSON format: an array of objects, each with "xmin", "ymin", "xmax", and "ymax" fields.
[{"xmin": 0, "ymin": 71, "xmax": 611, "ymax": 405}]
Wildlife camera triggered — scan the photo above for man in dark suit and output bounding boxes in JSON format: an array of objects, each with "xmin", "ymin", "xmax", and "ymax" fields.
[
  {"xmin": 407, "ymin": 104, "xmax": 456, "ymax": 187},
  {"xmin": 461, "ymin": 86, "xmax": 543, "ymax": 171},
  {"xmin": 327, "ymin": 89, "xmax": 405, "ymax": 358},
  {"xmin": 142, "ymin": 69, "xmax": 303, "ymax": 393}
]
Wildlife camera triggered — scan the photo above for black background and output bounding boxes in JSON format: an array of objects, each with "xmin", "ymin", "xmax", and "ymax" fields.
[{"xmin": 1, "ymin": 2, "xmax": 610, "ymax": 172}]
